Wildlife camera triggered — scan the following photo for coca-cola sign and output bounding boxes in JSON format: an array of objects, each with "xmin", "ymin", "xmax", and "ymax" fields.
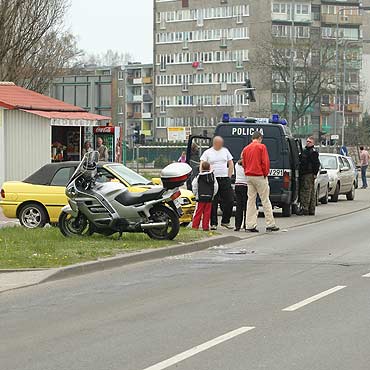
[{"xmin": 94, "ymin": 126, "xmax": 114, "ymax": 134}]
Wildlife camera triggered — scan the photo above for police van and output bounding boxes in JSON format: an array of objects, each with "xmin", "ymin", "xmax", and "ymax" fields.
[{"xmin": 186, "ymin": 114, "xmax": 301, "ymax": 217}]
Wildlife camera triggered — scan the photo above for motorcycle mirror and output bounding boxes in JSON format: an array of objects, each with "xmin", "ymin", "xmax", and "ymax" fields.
[{"xmin": 91, "ymin": 151, "xmax": 99, "ymax": 164}]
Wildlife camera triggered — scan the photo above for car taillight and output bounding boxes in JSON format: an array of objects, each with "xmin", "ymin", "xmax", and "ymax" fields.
[
  {"xmin": 171, "ymin": 190, "xmax": 181, "ymax": 200},
  {"xmin": 0, "ymin": 189, "xmax": 5, "ymax": 199},
  {"xmin": 283, "ymin": 171, "xmax": 290, "ymax": 190}
]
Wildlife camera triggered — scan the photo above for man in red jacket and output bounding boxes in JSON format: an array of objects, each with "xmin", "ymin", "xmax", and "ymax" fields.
[{"xmin": 242, "ymin": 131, "xmax": 279, "ymax": 233}]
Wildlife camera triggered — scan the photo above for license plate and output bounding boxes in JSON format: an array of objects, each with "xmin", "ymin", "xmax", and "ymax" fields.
[
  {"xmin": 174, "ymin": 198, "xmax": 181, "ymax": 209},
  {"xmin": 269, "ymin": 169, "xmax": 284, "ymax": 177},
  {"xmin": 173, "ymin": 199, "xmax": 183, "ymax": 216}
]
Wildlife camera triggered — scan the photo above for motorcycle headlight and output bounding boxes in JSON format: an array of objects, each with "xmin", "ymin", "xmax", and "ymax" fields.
[{"xmin": 179, "ymin": 197, "xmax": 191, "ymax": 206}]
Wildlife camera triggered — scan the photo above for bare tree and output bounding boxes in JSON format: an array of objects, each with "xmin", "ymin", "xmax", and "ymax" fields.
[
  {"xmin": 80, "ymin": 50, "xmax": 133, "ymax": 67},
  {"xmin": 0, "ymin": 0, "xmax": 80, "ymax": 92},
  {"xmin": 254, "ymin": 37, "xmax": 336, "ymax": 128}
]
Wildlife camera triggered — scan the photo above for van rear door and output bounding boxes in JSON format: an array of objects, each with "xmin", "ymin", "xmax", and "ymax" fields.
[{"xmin": 186, "ymin": 135, "xmax": 212, "ymax": 189}]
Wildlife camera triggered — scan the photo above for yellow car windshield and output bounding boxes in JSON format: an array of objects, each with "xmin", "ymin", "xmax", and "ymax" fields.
[{"xmin": 106, "ymin": 164, "xmax": 151, "ymax": 186}]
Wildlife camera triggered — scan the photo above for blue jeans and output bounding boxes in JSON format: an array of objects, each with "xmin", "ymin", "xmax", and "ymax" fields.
[{"xmin": 361, "ymin": 165, "xmax": 368, "ymax": 188}]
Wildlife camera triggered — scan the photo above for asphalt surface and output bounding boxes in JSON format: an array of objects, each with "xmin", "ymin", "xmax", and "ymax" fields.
[{"xmin": 1, "ymin": 209, "xmax": 370, "ymax": 370}]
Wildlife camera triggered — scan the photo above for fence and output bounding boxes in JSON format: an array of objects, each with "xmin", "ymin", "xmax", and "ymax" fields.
[{"xmin": 125, "ymin": 145, "xmax": 187, "ymax": 170}]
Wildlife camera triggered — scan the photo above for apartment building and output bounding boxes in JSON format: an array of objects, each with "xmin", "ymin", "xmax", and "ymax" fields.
[
  {"xmin": 271, "ymin": 0, "xmax": 365, "ymax": 137},
  {"xmin": 124, "ymin": 63, "xmax": 154, "ymax": 142},
  {"xmin": 153, "ymin": 0, "xmax": 271, "ymax": 140},
  {"xmin": 154, "ymin": 0, "xmax": 367, "ymax": 141},
  {"xmin": 51, "ymin": 66, "xmax": 125, "ymax": 127}
]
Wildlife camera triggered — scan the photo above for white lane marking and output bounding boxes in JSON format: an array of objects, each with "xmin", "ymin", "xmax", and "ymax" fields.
[
  {"xmin": 141, "ymin": 326, "xmax": 255, "ymax": 370},
  {"xmin": 282, "ymin": 286, "xmax": 347, "ymax": 312},
  {"xmin": 362, "ymin": 272, "xmax": 370, "ymax": 278}
]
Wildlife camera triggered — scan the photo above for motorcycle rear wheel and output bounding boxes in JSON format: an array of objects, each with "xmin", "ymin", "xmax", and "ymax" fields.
[
  {"xmin": 146, "ymin": 205, "xmax": 180, "ymax": 240},
  {"xmin": 59, "ymin": 211, "xmax": 90, "ymax": 237}
]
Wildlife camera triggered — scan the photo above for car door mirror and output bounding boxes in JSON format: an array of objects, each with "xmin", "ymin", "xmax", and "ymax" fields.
[
  {"xmin": 340, "ymin": 166, "xmax": 349, "ymax": 172},
  {"xmin": 320, "ymin": 169, "xmax": 327, "ymax": 175}
]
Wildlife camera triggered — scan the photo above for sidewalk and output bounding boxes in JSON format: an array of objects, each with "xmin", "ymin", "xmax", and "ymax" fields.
[
  {"xmin": 0, "ymin": 208, "xmax": 18, "ymax": 228},
  {"xmin": 0, "ymin": 188, "xmax": 369, "ymax": 293}
]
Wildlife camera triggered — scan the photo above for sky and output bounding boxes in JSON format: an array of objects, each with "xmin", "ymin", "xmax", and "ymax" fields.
[{"xmin": 68, "ymin": 0, "xmax": 153, "ymax": 63}]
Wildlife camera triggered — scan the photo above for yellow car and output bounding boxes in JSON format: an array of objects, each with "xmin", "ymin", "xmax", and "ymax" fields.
[{"xmin": 0, "ymin": 162, "xmax": 196, "ymax": 228}]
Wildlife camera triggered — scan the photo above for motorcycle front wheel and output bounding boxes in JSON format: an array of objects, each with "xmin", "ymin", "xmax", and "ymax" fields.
[
  {"xmin": 59, "ymin": 211, "xmax": 91, "ymax": 237},
  {"xmin": 146, "ymin": 205, "xmax": 180, "ymax": 240}
]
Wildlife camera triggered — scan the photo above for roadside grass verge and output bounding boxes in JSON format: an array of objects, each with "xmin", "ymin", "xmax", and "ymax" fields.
[{"xmin": 0, "ymin": 226, "xmax": 215, "ymax": 269}]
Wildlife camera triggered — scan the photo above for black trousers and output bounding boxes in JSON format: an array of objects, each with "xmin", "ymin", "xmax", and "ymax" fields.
[
  {"xmin": 211, "ymin": 177, "xmax": 234, "ymax": 226},
  {"xmin": 235, "ymin": 184, "xmax": 248, "ymax": 229}
]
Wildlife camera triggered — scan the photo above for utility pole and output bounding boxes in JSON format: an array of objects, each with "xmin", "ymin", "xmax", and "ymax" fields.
[
  {"xmin": 342, "ymin": 42, "xmax": 347, "ymax": 147},
  {"xmin": 334, "ymin": 9, "xmax": 341, "ymax": 144},
  {"xmin": 288, "ymin": 0, "xmax": 295, "ymax": 125}
]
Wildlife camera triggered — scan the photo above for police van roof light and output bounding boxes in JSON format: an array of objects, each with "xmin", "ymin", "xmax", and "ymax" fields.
[
  {"xmin": 222, "ymin": 113, "xmax": 230, "ymax": 123},
  {"xmin": 272, "ymin": 114, "xmax": 280, "ymax": 123},
  {"xmin": 280, "ymin": 119, "xmax": 288, "ymax": 126},
  {"xmin": 230, "ymin": 118, "xmax": 246, "ymax": 123}
]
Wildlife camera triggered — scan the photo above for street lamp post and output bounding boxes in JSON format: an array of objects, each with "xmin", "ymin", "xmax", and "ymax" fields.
[{"xmin": 288, "ymin": 0, "xmax": 295, "ymax": 125}]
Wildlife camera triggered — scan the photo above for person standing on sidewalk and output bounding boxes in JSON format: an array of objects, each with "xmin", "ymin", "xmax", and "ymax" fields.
[
  {"xmin": 234, "ymin": 159, "xmax": 248, "ymax": 231},
  {"xmin": 297, "ymin": 136, "xmax": 320, "ymax": 216},
  {"xmin": 200, "ymin": 136, "xmax": 234, "ymax": 230},
  {"xmin": 359, "ymin": 146, "xmax": 369, "ymax": 189},
  {"xmin": 191, "ymin": 161, "xmax": 218, "ymax": 231},
  {"xmin": 242, "ymin": 131, "xmax": 279, "ymax": 233}
]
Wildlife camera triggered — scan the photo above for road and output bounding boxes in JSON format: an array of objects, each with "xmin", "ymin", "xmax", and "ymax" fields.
[{"xmin": 1, "ymin": 209, "xmax": 370, "ymax": 370}]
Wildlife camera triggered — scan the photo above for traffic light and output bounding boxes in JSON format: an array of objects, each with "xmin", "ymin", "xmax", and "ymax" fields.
[
  {"xmin": 133, "ymin": 126, "xmax": 140, "ymax": 144},
  {"xmin": 243, "ymin": 79, "xmax": 256, "ymax": 102},
  {"xmin": 140, "ymin": 134, "xmax": 146, "ymax": 145}
]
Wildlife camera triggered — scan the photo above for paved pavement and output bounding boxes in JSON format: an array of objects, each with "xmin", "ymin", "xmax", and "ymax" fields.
[
  {"xmin": 1, "ymin": 201, "xmax": 370, "ymax": 369},
  {"xmin": 0, "ymin": 189, "xmax": 369, "ymax": 292},
  {"xmin": 0, "ymin": 208, "xmax": 18, "ymax": 227}
]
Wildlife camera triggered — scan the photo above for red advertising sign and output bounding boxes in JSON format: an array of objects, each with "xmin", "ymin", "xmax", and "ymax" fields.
[{"xmin": 94, "ymin": 126, "xmax": 115, "ymax": 134}]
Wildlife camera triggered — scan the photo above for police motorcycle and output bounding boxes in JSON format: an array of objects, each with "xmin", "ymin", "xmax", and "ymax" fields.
[{"xmin": 58, "ymin": 151, "xmax": 192, "ymax": 240}]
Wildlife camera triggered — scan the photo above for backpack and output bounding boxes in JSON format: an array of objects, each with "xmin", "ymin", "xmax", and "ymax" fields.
[{"xmin": 197, "ymin": 173, "xmax": 215, "ymax": 203}]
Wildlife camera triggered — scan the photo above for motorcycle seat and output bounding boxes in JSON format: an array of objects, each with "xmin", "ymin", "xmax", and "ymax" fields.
[{"xmin": 115, "ymin": 187, "xmax": 166, "ymax": 206}]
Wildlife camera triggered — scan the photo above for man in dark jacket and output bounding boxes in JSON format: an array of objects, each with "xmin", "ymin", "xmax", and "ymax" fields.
[{"xmin": 298, "ymin": 136, "xmax": 321, "ymax": 216}]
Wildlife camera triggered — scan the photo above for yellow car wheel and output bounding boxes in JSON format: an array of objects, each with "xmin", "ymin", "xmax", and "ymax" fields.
[{"xmin": 19, "ymin": 203, "xmax": 47, "ymax": 229}]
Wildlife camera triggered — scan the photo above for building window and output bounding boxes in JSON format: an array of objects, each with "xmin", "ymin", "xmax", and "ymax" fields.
[
  {"xmin": 118, "ymin": 71, "xmax": 124, "ymax": 80},
  {"xmin": 118, "ymin": 88, "xmax": 124, "ymax": 97}
]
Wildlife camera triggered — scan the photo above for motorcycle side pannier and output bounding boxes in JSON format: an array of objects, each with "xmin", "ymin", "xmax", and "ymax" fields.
[{"xmin": 161, "ymin": 163, "xmax": 192, "ymax": 189}]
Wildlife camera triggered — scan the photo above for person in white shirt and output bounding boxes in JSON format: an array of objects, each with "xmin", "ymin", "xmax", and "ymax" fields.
[
  {"xmin": 234, "ymin": 159, "xmax": 248, "ymax": 231},
  {"xmin": 200, "ymin": 136, "xmax": 234, "ymax": 230}
]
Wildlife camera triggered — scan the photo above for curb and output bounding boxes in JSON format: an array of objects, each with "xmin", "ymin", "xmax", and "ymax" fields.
[{"xmin": 40, "ymin": 235, "xmax": 241, "ymax": 283}]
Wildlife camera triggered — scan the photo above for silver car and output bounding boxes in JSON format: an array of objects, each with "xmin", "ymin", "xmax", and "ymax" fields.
[
  {"xmin": 346, "ymin": 156, "xmax": 359, "ymax": 189},
  {"xmin": 319, "ymin": 153, "xmax": 356, "ymax": 202},
  {"xmin": 315, "ymin": 167, "xmax": 330, "ymax": 205}
]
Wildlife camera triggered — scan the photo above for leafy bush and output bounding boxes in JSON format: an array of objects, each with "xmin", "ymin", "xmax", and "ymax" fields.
[{"xmin": 154, "ymin": 155, "xmax": 169, "ymax": 169}]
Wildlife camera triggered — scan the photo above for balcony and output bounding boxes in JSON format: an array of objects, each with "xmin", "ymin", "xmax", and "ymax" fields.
[
  {"xmin": 142, "ymin": 112, "xmax": 152, "ymax": 119},
  {"xmin": 321, "ymin": 105, "xmax": 333, "ymax": 114},
  {"xmin": 133, "ymin": 78, "xmax": 143, "ymax": 84},
  {"xmin": 321, "ymin": 14, "xmax": 362, "ymax": 26},
  {"xmin": 133, "ymin": 95, "xmax": 143, "ymax": 102},
  {"xmin": 127, "ymin": 112, "xmax": 134, "ymax": 119},
  {"xmin": 272, "ymin": 13, "xmax": 312, "ymax": 24},
  {"xmin": 322, "ymin": 125, "xmax": 332, "ymax": 133},
  {"xmin": 143, "ymin": 93, "xmax": 153, "ymax": 102},
  {"xmin": 295, "ymin": 124, "xmax": 314, "ymax": 136},
  {"xmin": 346, "ymin": 103, "xmax": 362, "ymax": 113},
  {"xmin": 133, "ymin": 112, "xmax": 142, "ymax": 119},
  {"xmin": 143, "ymin": 77, "xmax": 153, "ymax": 84}
]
